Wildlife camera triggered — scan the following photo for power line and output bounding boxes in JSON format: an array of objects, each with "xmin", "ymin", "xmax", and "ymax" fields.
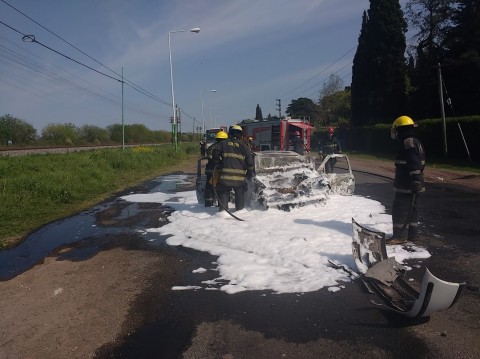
[
  {"xmin": 278, "ymin": 45, "xmax": 357, "ymax": 99},
  {"xmin": 301, "ymin": 60, "xmax": 353, "ymax": 99},
  {"xmin": 1, "ymin": 0, "xmax": 120, "ymax": 77},
  {"xmin": 0, "ymin": 15, "xmax": 172, "ymax": 108},
  {"xmin": 1, "ymin": 0, "xmax": 167, "ymax": 104},
  {"xmin": 0, "ymin": 39, "xmax": 167, "ymax": 121},
  {"xmin": 0, "ymin": 20, "xmax": 122, "ymax": 82}
]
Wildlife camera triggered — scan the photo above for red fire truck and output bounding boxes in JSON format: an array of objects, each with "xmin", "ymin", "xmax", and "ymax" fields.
[{"xmin": 240, "ymin": 117, "xmax": 314, "ymax": 152}]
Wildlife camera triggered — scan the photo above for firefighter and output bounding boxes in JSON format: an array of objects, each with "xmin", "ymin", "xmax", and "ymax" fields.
[
  {"xmin": 389, "ymin": 116, "xmax": 425, "ymax": 244},
  {"xmin": 292, "ymin": 131, "xmax": 305, "ymax": 155},
  {"xmin": 205, "ymin": 130, "xmax": 228, "ymax": 207},
  {"xmin": 212, "ymin": 124, "xmax": 254, "ymax": 212},
  {"xmin": 321, "ymin": 127, "xmax": 341, "ymax": 173},
  {"xmin": 246, "ymin": 136, "xmax": 254, "ymax": 151}
]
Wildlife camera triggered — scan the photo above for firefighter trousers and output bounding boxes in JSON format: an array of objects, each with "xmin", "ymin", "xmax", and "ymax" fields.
[
  {"xmin": 216, "ymin": 184, "xmax": 245, "ymax": 212},
  {"xmin": 392, "ymin": 192, "xmax": 419, "ymax": 240}
]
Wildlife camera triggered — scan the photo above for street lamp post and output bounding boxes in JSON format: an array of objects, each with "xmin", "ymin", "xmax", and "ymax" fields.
[
  {"xmin": 201, "ymin": 89, "xmax": 216, "ymax": 141},
  {"xmin": 209, "ymin": 106, "xmax": 219, "ymax": 128},
  {"xmin": 168, "ymin": 27, "xmax": 200, "ymax": 151}
]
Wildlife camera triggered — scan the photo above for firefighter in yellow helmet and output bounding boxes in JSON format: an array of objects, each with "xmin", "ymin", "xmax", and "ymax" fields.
[
  {"xmin": 389, "ymin": 116, "xmax": 425, "ymax": 244},
  {"xmin": 212, "ymin": 125, "xmax": 254, "ymax": 212},
  {"xmin": 204, "ymin": 130, "xmax": 228, "ymax": 207}
]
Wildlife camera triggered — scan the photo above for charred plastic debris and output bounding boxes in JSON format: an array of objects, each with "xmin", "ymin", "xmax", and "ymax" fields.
[
  {"xmin": 351, "ymin": 219, "xmax": 464, "ymax": 318},
  {"xmin": 195, "ymin": 150, "xmax": 464, "ymax": 318}
]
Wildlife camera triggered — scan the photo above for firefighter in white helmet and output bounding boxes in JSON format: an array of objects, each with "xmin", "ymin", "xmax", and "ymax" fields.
[{"xmin": 389, "ymin": 116, "xmax": 425, "ymax": 244}]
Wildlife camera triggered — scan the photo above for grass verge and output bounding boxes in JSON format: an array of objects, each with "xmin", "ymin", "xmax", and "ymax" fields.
[{"xmin": 0, "ymin": 144, "xmax": 198, "ymax": 249}]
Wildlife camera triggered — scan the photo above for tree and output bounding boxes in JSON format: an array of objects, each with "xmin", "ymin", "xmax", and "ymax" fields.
[
  {"xmin": 255, "ymin": 104, "xmax": 263, "ymax": 121},
  {"xmin": 319, "ymin": 74, "xmax": 344, "ymax": 100},
  {"xmin": 318, "ymin": 88, "xmax": 351, "ymax": 127},
  {"xmin": 41, "ymin": 123, "xmax": 79, "ymax": 145},
  {"xmin": 351, "ymin": 0, "xmax": 408, "ymax": 125},
  {"xmin": 405, "ymin": 0, "xmax": 455, "ymax": 118},
  {"xmin": 318, "ymin": 75, "xmax": 351, "ymax": 127},
  {"xmin": 78, "ymin": 125, "xmax": 110, "ymax": 145},
  {"xmin": 0, "ymin": 114, "xmax": 37, "ymax": 145},
  {"xmin": 442, "ymin": 0, "xmax": 480, "ymax": 116},
  {"xmin": 285, "ymin": 98, "xmax": 320, "ymax": 124}
]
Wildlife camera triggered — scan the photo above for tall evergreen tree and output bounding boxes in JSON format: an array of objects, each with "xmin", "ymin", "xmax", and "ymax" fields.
[
  {"xmin": 351, "ymin": 11, "xmax": 371, "ymax": 126},
  {"xmin": 255, "ymin": 104, "xmax": 263, "ymax": 121},
  {"xmin": 351, "ymin": 0, "xmax": 408, "ymax": 125}
]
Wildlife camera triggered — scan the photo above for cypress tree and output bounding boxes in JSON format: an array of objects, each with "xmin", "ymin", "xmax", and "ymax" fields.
[
  {"xmin": 351, "ymin": 0, "xmax": 408, "ymax": 125},
  {"xmin": 351, "ymin": 11, "xmax": 370, "ymax": 127},
  {"xmin": 255, "ymin": 104, "xmax": 263, "ymax": 121}
]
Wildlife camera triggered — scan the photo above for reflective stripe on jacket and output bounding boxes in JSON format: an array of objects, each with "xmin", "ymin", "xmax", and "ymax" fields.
[{"xmin": 213, "ymin": 138, "xmax": 254, "ymax": 187}]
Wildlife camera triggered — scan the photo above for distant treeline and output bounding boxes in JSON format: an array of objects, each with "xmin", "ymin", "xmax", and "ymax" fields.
[{"xmin": 0, "ymin": 114, "xmax": 200, "ymax": 147}]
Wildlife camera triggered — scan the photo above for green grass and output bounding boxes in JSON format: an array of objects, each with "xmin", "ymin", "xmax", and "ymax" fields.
[{"xmin": 0, "ymin": 144, "xmax": 198, "ymax": 249}]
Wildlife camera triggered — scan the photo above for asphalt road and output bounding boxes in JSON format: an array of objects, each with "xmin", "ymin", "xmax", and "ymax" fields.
[
  {"xmin": 1, "ymin": 160, "xmax": 479, "ymax": 359},
  {"xmin": 96, "ymin": 167, "xmax": 480, "ymax": 358}
]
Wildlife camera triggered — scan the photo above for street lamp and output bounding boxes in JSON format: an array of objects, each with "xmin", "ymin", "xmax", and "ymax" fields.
[
  {"xmin": 201, "ymin": 89, "xmax": 216, "ymax": 140},
  {"xmin": 168, "ymin": 27, "xmax": 200, "ymax": 151}
]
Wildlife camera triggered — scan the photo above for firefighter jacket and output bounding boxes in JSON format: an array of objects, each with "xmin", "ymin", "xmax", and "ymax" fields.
[
  {"xmin": 213, "ymin": 138, "xmax": 254, "ymax": 188},
  {"xmin": 205, "ymin": 142, "xmax": 218, "ymax": 177},
  {"xmin": 322, "ymin": 136, "xmax": 341, "ymax": 155},
  {"xmin": 393, "ymin": 136, "xmax": 425, "ymax": 194}
]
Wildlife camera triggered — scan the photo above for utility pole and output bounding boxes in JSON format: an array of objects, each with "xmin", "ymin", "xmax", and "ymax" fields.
[
  {"xmin": 192, "ymin": 117, "xmax": 195, "ymax": 143},
  {"xmin": 437, "ymin": 63, "xmax": 448, "ymax": 158},
  {"xmin": 276, "ymin": 99, "xmax": 282, "ymax": 119},
  {"xmin": 121, "ymin": 67, "xmax": 125, "ymax": 150},
  {"xmin": 176, "ymin": 106, "xmax": 181, "ymax": 144}
]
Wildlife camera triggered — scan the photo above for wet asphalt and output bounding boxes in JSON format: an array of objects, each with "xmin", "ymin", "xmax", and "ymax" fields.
[{"xmin": 1, "ymin": 167, "xmax": 479, "ymax": 358}]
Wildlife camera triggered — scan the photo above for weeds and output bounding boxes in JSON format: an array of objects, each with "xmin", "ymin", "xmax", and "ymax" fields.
[{"xmin": 0, "ymin": 144, "xmax": 196, "ymax": 246}]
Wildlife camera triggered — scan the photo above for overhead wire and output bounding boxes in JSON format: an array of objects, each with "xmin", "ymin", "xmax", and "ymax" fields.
[
  {"xmin": 0, "ymin": 19, "xmax": 172, "ymax": 115},
  {"xmin": 0, "ymin": 36, "xmax": 166, "ymax": 121},
  {"xmin": 278, "ymin": 45, "xmax": 357, "ymax": 99},
  {"xmin": 302, "ymin": 61, "xmax": 353, "ymax": 99},
  {"xmin": 1, "ymin": 0, "xmax": 171, "ymax": 107},
  {"xmin": 280, "ymin": 24, "xmax": 420, "ymax": 106}
]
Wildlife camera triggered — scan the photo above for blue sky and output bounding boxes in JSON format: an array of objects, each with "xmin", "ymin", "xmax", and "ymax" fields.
[{"xmin": 0, "ymin": 0, "xmax": 407, "ymax": 133}]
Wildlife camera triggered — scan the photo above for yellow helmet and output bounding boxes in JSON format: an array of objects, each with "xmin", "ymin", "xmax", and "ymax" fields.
[
  {"xmin": 393, "ymin": 116, "xmax": 415, "ymax": 127},
  {"xmin": 248, "ymin": 136, "xmax": 253, "ymax": 141},
  {"xmin": 391, "ymin": 116, "xmax": 416, "ymax": 139},
  {"xmin": 231, "ymin": 125, "xmax": 242, "ymax": 131},
  {"xmin": 215, "ymin": 130, "xmax": 228, "ymax": 139}
]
